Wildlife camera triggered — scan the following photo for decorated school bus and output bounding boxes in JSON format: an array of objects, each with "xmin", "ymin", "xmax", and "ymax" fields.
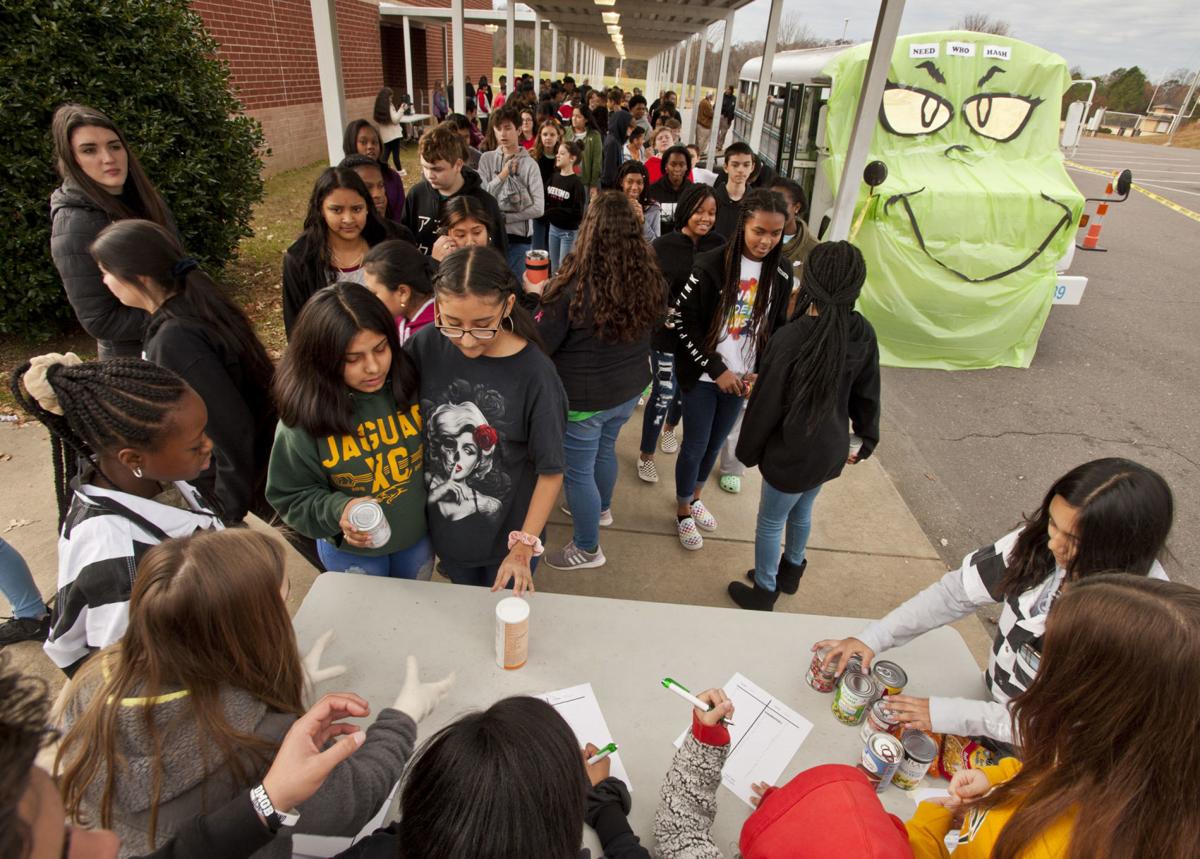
[{"xmin": 735, "ymin": 32, "xmax": 1087, "ymax": 370}]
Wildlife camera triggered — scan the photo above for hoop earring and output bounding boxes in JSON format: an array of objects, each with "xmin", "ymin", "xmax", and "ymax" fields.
[
  {"xmin": 503, "ymin": 314, "xmax": 515, "ymax": 332},
  {"xmin": 132, "ymin": 466, "xmax": 143, "ymax": 478}
]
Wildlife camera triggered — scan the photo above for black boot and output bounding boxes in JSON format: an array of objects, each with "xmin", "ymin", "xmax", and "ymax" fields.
[
  {"xmin": 777, "ymin": 557, "xmax": 807, "ymax": 595},
  {"xmin": 745, "ymin": 557, "xmax": 807, "ymax": 595},
  {"xmin": 728, "ymin": 577, "xmax": 779, "ymax": 611}
]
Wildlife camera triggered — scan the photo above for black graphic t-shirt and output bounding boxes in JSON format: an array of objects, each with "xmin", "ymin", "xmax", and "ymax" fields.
[{"xmin": 406, "ymin": 326, "xmax": 567, "ymax": 566}]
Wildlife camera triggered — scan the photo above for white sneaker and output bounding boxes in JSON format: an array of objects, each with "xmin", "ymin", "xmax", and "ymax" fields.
[
  {"xmin": 560, "ymin": 505, "xmax": 613, "ymax": 527},
  {"xmin": 677, "ymin": 516, "xmax": 704, "ymax": 550},
  {"xmin": 660, "ymin": 429, "xmax": 679, "ymax": 454},
  {"xmin": 637, "ymin": 458, "xmax": 659, "ymax": 483},
  {"xmin": 689, "ymin": 499, "xmax": 718, "ymax": 532}
]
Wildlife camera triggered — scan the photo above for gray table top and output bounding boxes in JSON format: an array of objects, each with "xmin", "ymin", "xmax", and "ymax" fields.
[{"xmin": 292, "ymin": 575, "xmax": 988, "ymax": 853}]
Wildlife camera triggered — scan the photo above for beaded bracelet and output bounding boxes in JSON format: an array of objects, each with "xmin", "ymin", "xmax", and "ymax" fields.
[{"xmin": 507, "ymin": 531, "xmax": 545, "ymax": 557}]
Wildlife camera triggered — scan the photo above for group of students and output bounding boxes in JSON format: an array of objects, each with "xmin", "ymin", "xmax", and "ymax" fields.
[{"xmin": 1, "ymin": 89, "xmax": 1196, "ymax": 858}]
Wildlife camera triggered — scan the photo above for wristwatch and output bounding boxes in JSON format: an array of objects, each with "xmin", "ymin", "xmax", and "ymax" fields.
[{"xmin": 250, "ymin": 783, "xmax": 301, "ymax": 832}]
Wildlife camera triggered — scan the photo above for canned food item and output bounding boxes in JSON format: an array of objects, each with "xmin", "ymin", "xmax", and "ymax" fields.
[
  {"xmin": 871, "ymin": 660, "xmax": 908, "ymax": 697},
  {"xmin": 844, "ymin": 653, "xmax": 865, "ymax": 675},
  {"xmin": 891, "ymin": 729, "xmax": 938, "ymax": 790},
  {"xmin": 859, "ymin": 697, "xmax": 902, "ymax": 744},
  {"xmin": 495, "ymin": 597, "xmax": 530, "ymax": 670},
  {"xmin": 859, "ymin": 732, "xmax": 904, "ymax": 792},
  {"xmin": 849, "ymin": 433, "xmax": 864, "ymax": 458},
  {"xmin": 347, "ymin": 499, "xmax": 391, "ymax": 549},
  {"xmin": 806, "ymin": 648, "xmax": 838, "ymax": 693},
  {"xmin": 832, "ymin": 672, "xmax": 877, "ymax": 725},
  {"xmin": 525, "ymin": 250, "xmax": 551, "ymax": 283}
]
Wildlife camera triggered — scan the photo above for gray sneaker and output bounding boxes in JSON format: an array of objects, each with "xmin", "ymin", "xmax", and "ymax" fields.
[{"xmin": 544, "ymin": 541, "xmax": 607, "ymax": 570}]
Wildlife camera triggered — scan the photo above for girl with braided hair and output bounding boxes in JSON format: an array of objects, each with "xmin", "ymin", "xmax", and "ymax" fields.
[
  {"xmin": 90, "ymin": 219, "xmax": 276, "ymax": 524},
  {"xmin": 727, "ymin": 241, "xmax": 881, "ymax": 611},
  {"xmin": 671, "ymin": 189, "xmax": 792, "ymax": 551},
  {"xmin": 10, "ymin": 355, "xmax": 222, "ymax": 675}
]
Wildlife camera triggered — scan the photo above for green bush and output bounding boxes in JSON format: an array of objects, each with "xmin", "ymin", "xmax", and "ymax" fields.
[{"xmin": 0, "ymin": 0, "xmax": 266, "ymax": 336}]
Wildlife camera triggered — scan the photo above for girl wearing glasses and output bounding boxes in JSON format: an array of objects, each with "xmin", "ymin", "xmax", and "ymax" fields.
[
  {"xmin": 405, "ymin": 246, "xmax": 566, "ymax": 596},
  {"xmin": 267, "ymin": 282, "xmax": 430, "ymax": 579}
]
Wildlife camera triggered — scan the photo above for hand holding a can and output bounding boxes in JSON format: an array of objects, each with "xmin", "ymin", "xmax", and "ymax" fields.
[
  {"xmin": 339, "ymin": 497, "xmax": 380, "ymax": 548},
  {"xmin": 813, "ymin": 636, "xmax": 876, "ymax": 676},
  {"xmin": 882, "ymin": 694, "xmax": 932, "ymax": 732}
]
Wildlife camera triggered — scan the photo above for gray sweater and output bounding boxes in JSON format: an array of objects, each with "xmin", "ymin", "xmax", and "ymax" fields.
[
  {"xmin": 477, "ymin": 146, "xmax": 544, "ymax": 240},
  {"xmin": 653, "ymin": 733, "xmax": 731, "ymax": 858},
  {"xmin": 64, "ymin": 682, "xmax": 415, "ymax": 859}
]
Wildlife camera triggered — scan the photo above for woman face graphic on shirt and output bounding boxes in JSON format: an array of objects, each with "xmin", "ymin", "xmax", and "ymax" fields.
[{"xmin": 442, "ymin": 430, "xmax": 480, "ymax": 481}]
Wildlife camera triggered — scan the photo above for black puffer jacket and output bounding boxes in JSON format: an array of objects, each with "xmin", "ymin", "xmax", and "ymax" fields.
[{"xmin": 49, "ymin": 181, "xmax": 177, "ymax": 356}]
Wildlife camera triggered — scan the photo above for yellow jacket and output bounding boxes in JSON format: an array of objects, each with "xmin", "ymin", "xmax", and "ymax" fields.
[{"xmin": 906, "ymin": 759, "xmax": 1075, "ymax": 858}]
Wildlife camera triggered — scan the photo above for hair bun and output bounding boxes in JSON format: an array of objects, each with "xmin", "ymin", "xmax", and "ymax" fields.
[{"xmin": 23, "ymin": 352, "xmax": 82, "ymax": 415}]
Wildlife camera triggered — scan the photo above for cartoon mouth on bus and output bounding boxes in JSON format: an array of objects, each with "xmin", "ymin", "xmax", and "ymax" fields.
[{"xmin": 822, "ymin": 32, "xmax": 1085, "ymax": 370}]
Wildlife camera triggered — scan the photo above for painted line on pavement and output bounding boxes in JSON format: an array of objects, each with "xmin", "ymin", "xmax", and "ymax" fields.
[{"xmin": 1066, "ymin": 160, "xmax": 1200, "ymax": 224}]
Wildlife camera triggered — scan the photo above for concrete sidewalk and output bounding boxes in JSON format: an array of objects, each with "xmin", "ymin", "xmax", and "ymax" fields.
[{"xmin": 0, "ymin": 412, "xmax": 992, "ymax": 695}]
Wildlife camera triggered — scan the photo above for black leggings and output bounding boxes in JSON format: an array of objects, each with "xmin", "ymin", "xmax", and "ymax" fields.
[{"xmin": 383, "ymin": 138, "xmax": 403, "ymax": 172}]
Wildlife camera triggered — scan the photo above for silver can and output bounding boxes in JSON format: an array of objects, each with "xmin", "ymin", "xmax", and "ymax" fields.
[
  {"xmin": 832, "ymin": 671, "xmax": 877, "ymax": 726},
  {"xmin": 347, "ymin": 499, "xmax": 391, "ymax": 549},
  {"xmin": 871, "ymin": 660, "xmax": 908, "ymax": 697},
  {"xmin": 859, "ymin": 732, "xmax": 904, "ymax": 792},
  {"xmin": 859, "ymin": 697, "xmax": 901, "ymax": 745},
  {"xmin": 891, "ymin": 729, "xmax": 938, "ymax": 791}
]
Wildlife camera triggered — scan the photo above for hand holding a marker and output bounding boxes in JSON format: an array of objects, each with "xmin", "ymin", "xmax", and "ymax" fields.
[
  {"xmin": 582, "ymin": 742, "xmax": 615, "ymax": 785},
  {"xmin": 693, "ymin": 688, "xmax": 735, "ymax": 727}
]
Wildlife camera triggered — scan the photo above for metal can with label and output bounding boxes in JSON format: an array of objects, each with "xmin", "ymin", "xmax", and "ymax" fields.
[
  {"xmin": 871, "ymin": 660, "xmax": 908, "ymax": 697},
  {"xmin": 845, "ymin": 653, "xmax": 865, "ymax": 675},
  {"xmin": 891, "ymin": 729, "xmax": 938, "ymax": 791},
  {"xmin": 859, "ymin": 732, "xmax": 904, "ymax": 792},
  {"xmin": 832, "ymin": 671, "xmax": 877, "ymax": 725},
  {"xmin": 859, "ymin": 697, "xmax": 902, "ymax": 745},
  {"xmin": 347, "ymin": 499, "xmax": 391, "ymax": 549},
  {"xmin": 806, "ymin": 648, "xmax": 838, "ymax": 693}
]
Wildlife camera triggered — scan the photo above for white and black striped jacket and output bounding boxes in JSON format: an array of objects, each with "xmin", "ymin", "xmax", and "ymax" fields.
[
  {"xmin": 46, "ymin": 478, "xmax": 223, "ymax": 675},
  {"xmin": 857, "ymin": 529, "xmax": 1167, "ymax": 743}
]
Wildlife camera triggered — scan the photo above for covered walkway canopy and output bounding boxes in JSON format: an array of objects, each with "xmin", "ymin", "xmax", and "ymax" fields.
[{"xmin": 308, "ymin": 0, "xmax": 906, "ymax": 240}]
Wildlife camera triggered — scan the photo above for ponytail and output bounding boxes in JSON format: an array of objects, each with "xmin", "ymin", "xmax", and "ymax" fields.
[
  {"xmin": 432, "ymin": 246, "xmax": 545, "ymax": 351},
  {"xmin": 784, "ymin": 241, "xmax": 867, "ymax": 431}
]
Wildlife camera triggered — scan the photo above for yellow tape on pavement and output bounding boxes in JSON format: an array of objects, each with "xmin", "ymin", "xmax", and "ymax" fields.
[{"xmin": 1065, "ymin": 160, "xmax": 1200, "ymax": 224}]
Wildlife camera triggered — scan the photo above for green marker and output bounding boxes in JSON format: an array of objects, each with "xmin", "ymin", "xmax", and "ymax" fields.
[
  {"xmin": 662, "ymin": 677, "xmax": 735, "ymax": 726},
  {"xmin": 586, "ymin": 742, "xmax": 618, "ymax": 765}
]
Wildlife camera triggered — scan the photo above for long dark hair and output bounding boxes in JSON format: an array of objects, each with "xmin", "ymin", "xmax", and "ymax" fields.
[
  {"xmin": 89, "ymin": 220, "xmax": 275, "ymax": 395},
  {"xmin": 373, "ymin": 87, "xmax": 394, "ymax": 126},
  {"xmin": 295, "ymin": 167, "xmax": 391, "ymax": 296},
  {"xmin": 674, "ymin": 183, "xmax": 717, "ymax": 236},
  {"xmin": 342, "ymin": 118, "xmax": 382, "ymax": 160},
  {"xmin": 10, "ymin": 358, "xmax": 189, "ymax": 524},
  {"xmin": 50, "ymin": 103, "xmax": 170, "ymax": 227},
  {"xmin": 438, "ymin": 195, "xmax": 499, "ymax": 245},
  {"xmin": 398, "ymin": 696, "xmax": 587, "ymax": 859},
  {"xmin": 1002, "ymin": 458, "xmax": 1172, "ymax": 595},
  {"xmin": 977, "ymin": 574, "xmax": 1200, "ymax": 859},
  {"xmin": 544, "ymin": 191, "xmax": 665, "ymax": 342},
  {"xmin": 274, "ymin": 282, "xmax": 419, "ymax": 437},
  {"xmin": 363, "ymin": 240, "xmax": 434, "ymax": 298},
  {"xmin": 571, "ymin": 103, "xmax": 601, "ymax": 135},
  {"xmin": 783, "ymin": 241, "xmax": 867, "ymax": 431},
  {"xmin": 704, "ymin": 188, "xmax": 790, "ymax": 357},
  {"xmin": 432, "ymin": 246, "xmax": 543, "ymax": 349}
]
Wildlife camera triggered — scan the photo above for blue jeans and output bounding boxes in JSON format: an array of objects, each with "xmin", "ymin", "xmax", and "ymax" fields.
[
  {"xmin": 506, "ymin": 241, "xmax": 530, "ymax": 278},
  {"xmin": 317, "ymin": 535, "xmax": 433, "ymax": 579},
  {"xmin": 548, "ymin": 224, "xmax": 577, "ymax": 272},
  {"xmin": 639, "ymin": 350, "xmax": 682, "ymax": 455},
  {"xmin": 754, "ymin": 480, "xmax": 822, "ymax": 590},
  {"xmin": 675, "ymin": 382, "xmax": 745, "ymax": 503},
  {"xmin": 532, "ymin": 217, "xmax": 549, "ymax": 251},
  {"xmin": 564, "ymin": 395, "xmax": 640, "ymax": 551},
  {"xmin": 0, "ymin": 538, "xmax": 46, "ymax": 619},
  {"xmin": 441, "ymin": 554, "xmax": 541, "ymax": 588}
]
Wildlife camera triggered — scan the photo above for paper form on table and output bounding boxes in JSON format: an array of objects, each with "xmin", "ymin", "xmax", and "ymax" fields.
[
  {"xmin": 536, "ymin": 682, "xmax": 632, "ymax": 789},
  {"xmin": 674, "ymin": 672, "xmax": 813, "ymax": 807}
]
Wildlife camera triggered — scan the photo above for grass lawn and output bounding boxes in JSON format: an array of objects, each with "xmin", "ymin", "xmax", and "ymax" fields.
[
  {"xmin": 0, "ymin": 142, "xmax": 424, "ymax": 414},
  {"xmin": 1125, "ymin": 123, "xmax": 1200, "ymax": 149}
]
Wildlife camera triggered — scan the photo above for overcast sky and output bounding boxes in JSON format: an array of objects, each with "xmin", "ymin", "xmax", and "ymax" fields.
[{"xmin": 727, "ymin": 0, "xmax": 1197, "ymax": 79}]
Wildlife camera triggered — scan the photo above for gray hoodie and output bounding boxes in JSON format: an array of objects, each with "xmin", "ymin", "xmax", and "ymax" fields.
[
  {"xmin": 65, "ymin": 681, "xmax": 415, "ymax": 858},
  {"xmin": 478, "ymin": 145, "xmax": 544, "ymax": 241}
]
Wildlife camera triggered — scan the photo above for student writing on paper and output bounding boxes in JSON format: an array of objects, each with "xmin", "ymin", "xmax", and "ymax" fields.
[
  {"xmin": 907, "ymin": 575, "xmax": 1200, "ymax": 859},
  {"xmin": 653, "ymin": 688, "xmax": 911, "ymax": 858}
]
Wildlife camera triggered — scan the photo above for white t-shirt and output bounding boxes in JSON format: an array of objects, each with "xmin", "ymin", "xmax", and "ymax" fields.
[{"xmin": 701, "ymin": 255, "xmax": 763, "ymax": 383}]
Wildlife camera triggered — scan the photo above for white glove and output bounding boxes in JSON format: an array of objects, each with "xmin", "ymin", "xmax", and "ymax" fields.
[
  {"xmin": 392, "ymin": 655, "xmax": 455, "ymax": 724},
  {"xmin": 303, "ymin": 630, "xmax": 348, "ymax": 697}
]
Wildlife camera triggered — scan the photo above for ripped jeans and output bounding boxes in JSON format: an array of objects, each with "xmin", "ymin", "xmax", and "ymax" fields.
[
  {"xmin": 639, "ymin": 350, "xmax": 683, "ymax": 455},
  {"xmin": 316, "ymin": 535, "xmax": 433, "ymax": 579}
]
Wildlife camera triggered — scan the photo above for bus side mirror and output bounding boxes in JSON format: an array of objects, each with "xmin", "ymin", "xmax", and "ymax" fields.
[
  {"xmin": 1115, "ymin": 169, "xmax": 1132, "ymax": 198},
  {"xmin": 864, "ymin": 160, "xmax": 888, "ymax": 188}
]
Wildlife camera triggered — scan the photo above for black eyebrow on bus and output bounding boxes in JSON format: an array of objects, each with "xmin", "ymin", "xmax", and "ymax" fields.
[
  {"xmin": 977, "ymin": 65, "xmax": 1006, "ymax": 87},
  {"xmin": 916, "ymin": 61, "xmax": 945, "ymax": 84}
]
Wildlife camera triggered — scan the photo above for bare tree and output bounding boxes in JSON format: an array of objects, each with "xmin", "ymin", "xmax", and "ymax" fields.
[
  {"xmin": 954, "ymin": 13, "xmax": 1012, "ymax": 36},
  {"xmin": 778, "ymin": 11, "xmax": 824, "ymax": 50}
]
